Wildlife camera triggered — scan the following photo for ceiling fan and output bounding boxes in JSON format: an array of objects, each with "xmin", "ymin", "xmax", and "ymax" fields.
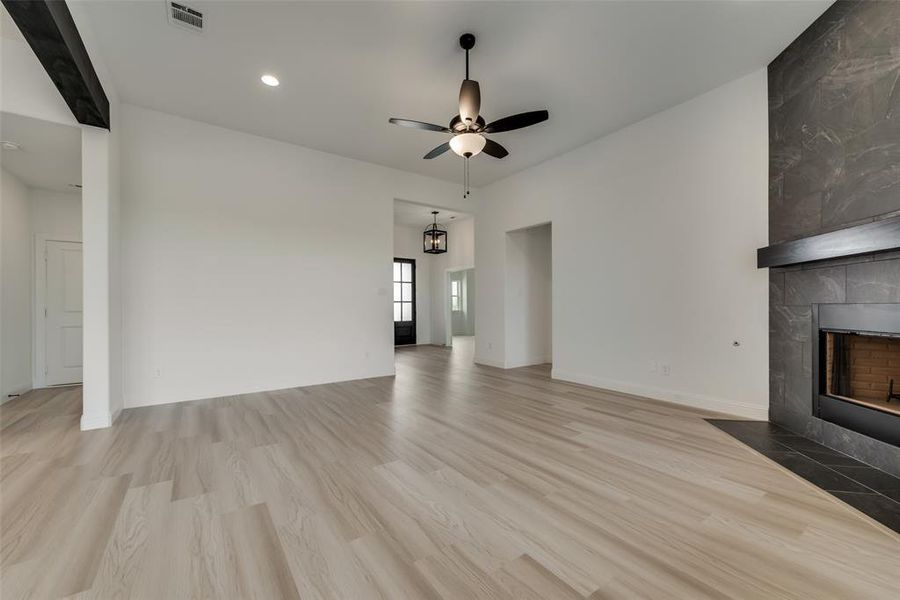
[{"xmin": 389, "ymin": 33, "xmax": 549, "ymax": 196}]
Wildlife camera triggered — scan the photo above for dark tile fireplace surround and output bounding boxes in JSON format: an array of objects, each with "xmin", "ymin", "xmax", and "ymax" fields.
[
  {"xmin": 761, "ymin": 0, "xmax": 900, "ymax": 478},
  {"xmin": 767, "ymin": 263, "xmax": 900, "ymax": 477}
]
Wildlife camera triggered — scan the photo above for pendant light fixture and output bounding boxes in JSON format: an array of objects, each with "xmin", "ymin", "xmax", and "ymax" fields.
[{"xmin": 423, "ymin": 211, "xmax": 447, "ymax": 254}]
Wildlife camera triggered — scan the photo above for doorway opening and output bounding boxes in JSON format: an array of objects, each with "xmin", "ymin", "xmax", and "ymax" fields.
[
  {"xmin": 505, "ymin": 222, "xmax": 552, "ymax": 368},
  {"xmin": 446, "ymin": 267, "xmax": 475, "ymax": 346},
  {"xmin": 1, "ymin": 111, "xmax": 83, "ymax": 407},
  {"xmin": 392, "ymin": 199, "xmax": 474, "ymax": 357}
]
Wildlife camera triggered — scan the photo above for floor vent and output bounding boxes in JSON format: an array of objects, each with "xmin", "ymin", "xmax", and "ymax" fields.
[{"xmin": 167, "ymin": 1, "xmax": 203, "ymax": 32}]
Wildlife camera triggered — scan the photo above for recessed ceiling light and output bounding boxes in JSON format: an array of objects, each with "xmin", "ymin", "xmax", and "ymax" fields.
[
  {"xmin": 1, "ymin": 141, "xmax": 22, "ymax": 151},
  {"xmin": 260, "ymin": 74, "xmax": 279, "ymax": 87}
]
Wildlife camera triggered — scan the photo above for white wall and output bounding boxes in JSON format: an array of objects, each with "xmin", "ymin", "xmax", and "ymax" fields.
[
  {"xmin": 30, "ymin": 189, "xmax": 82, "ymax": 239},
  {"xmin": 476, "ymin": 70, "xmax": 769, "ymax": 419},
  {"xmin": 464, "ymin": 269, "xmax": 475, "ymax": 335},
  {"xmin": 120, "ymin": 104, "xmax": 466, "ymax": 408},
  {"xmin": 0, "ymin": 37, "xmax": 77, "ymax": 127},
  {"xmin": 393, "ymin": 224, "xmax": 432, "ymax": 344},
  {"xmin": 0, "ymin": 168, "xmax": 33, "ymax": 401},
  {"xmin": 505, "ymin": 224, "xmax": 551, "ymax": 367},
  {"xmin": 67, "ymin": 2, "xmax": 125, "ymax": 429},
  {"xmin": 81, "ymin": 126, "xmax": 116, "ymax": 426}
]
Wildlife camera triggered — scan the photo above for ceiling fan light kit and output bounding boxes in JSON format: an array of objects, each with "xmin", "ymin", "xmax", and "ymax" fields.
[
  {"xmin": 389, "ymin": 33, "xmax": 549, "ymax": 197},
  {"xmin": 449, "ymin": 132, "xmax": 486, "ymax": 157}
]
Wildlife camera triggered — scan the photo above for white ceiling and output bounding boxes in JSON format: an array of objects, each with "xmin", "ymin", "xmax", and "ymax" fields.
[
  {"xmin": 0, "ymin": 5, "xmax": 25, "ymax": 41},
  {"xmin": 78, "ymin": 0, "xmax": 830, "ymax": 186},
  {"xmin": 0, "ymin": 112, "xmax": 82, "ymax": 192},
  {"xmin": 394, "ymin": 199, "xmax": 471, "ymax": 227}
]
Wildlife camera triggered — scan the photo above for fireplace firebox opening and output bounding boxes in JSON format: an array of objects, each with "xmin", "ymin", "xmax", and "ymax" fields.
[
  {"xmin": 822, "ymin": 331, "xmax": 900, "ymax": 416},
  {"xmin": 813, "ymin": 304, "xmax": 900, "ymax": 448}
]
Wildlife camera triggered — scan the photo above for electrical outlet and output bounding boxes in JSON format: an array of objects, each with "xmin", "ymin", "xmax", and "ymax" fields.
[
  {"xmin": 650, "ymin": 360, "xmax": 659, "ymax": 373},
  {"xmin": 487, "ymin": 342, "xmax": 493, "ymax": 350},
  {"xmin": 661, "ymin": 364, "xmax": 671, "ymax": 376},
  {"xmin": 154, "ymin": 368, "xmax": 162, "ymax": 378}
]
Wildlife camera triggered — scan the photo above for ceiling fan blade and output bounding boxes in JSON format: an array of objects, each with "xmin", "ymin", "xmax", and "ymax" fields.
[
  {"xmin": 389, "ymin": 118, "xmax": 451, "ymax": 133},
  {"xmin": 482, "ymin": 138, "xmax": 509, "ymax": 159},
  {"xmin": 458, "ymin": 80, "xmax": 481, "ymax": 125},
  {"xmin": 423, "ymin": 142, "xmax": 451, "ymax": 159},
  {"xmin": 483, "ymin": 110, "xmax": 549, "ymax": 134}
]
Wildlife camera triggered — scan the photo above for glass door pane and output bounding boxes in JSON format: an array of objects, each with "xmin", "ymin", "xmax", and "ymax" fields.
[{"xmin": 393, "ymin": 258, "xmax": 416, "ymax": 344}]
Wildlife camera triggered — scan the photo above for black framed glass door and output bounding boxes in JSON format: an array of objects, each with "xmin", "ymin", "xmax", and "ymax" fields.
[{"xmin": 393, "ymin": 258, "xmax": 416, "ymax": 345}]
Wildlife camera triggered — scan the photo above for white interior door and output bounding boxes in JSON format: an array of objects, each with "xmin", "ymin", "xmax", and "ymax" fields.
[{"xmin": 44, "ymin": 240, "xmax": 83, "ymax": 385}]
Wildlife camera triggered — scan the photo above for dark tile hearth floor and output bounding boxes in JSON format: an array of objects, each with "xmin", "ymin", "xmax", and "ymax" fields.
[{"xmin": 708, "ymin": 420, "xmax": 900, "ymax": 534}]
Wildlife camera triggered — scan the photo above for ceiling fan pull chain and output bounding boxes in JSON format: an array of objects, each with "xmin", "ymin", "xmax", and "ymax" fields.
[{"xmin": 466, "ymin": 157, "xmax": 471, "ymax": 197}]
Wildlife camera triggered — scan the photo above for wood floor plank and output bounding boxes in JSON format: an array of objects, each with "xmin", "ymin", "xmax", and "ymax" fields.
[
  {"xmin": 1, "ymin": 339, "xmax": 898, "ymax": 598},
  {"xmin": 72, "ymin": 480, "xmax": 173, "ymax": 600},
  {"xmin": 220, "ymin": 503, "xmax": 302, "ymax": 600},
  {"xmin": 350, "ymin": 530, "xmax": 443, "ymax": 600},
  {"xmin": 493, "ymin": 554, "xmax": 584, "ymax": 600},
  {"xmin": 275, "ymin": 511, "xmax": 381, "ymax": 600}
]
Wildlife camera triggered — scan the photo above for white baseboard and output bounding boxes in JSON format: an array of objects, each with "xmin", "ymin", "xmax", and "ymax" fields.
[
  {"xmin": 81, "ymin": 410, "xmax": 116, "ymax": 431},
  {"xmin": 506, "ymin": 356, "xmax": 552, "ymax": 369},
  {"xmin": 551, "ymin": 368, "xmax": 768, "ymax": 420},
  {"xmin": 124, "ymin": 369, "xmax": 397, "ymax": 410},
  {"xmin": 475, "ymin": 356, "xmax": 553, "ymax": 370},
  {"xmin": 474, "ymin": 356, "xmax": 506, "ymax": 369},
  {"xmin": 2, "ymin": 384, "xmax": 32, "ymax": 404}
]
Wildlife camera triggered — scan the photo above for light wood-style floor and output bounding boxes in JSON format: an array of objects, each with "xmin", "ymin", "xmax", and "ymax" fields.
[{"xmin": 2, "ymin": 342, "xmax": 899, "ymax": 599}]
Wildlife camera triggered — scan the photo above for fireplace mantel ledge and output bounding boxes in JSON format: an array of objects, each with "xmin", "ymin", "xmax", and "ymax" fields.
[{"xmin": 758, "ymin": 215, "xmax": 900, "ymax": 269}]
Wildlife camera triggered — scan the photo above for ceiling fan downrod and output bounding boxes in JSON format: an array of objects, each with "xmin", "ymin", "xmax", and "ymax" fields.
[{"xmin": 460, "ymin": 32, "xmax": 475, "ymax": 80}]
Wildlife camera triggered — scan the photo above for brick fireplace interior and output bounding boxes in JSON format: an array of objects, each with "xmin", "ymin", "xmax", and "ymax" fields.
[{"xmin": 824, "ymin": 332, "xmax": 900, "ymax": 416}]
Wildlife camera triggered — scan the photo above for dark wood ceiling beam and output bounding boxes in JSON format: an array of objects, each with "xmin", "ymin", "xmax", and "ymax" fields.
[
  {"xmin": 2, "ymin": 0, "xmax": 109, "ymax": 128},
  {"xmin": 758, "ymin": 216, "xmax": 900, "ymax": 268}
]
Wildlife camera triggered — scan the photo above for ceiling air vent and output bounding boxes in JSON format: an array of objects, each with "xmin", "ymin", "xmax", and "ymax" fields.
[{"xmin": 167, "ymin": 1, "xmax": 203, "ymax": 32}]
